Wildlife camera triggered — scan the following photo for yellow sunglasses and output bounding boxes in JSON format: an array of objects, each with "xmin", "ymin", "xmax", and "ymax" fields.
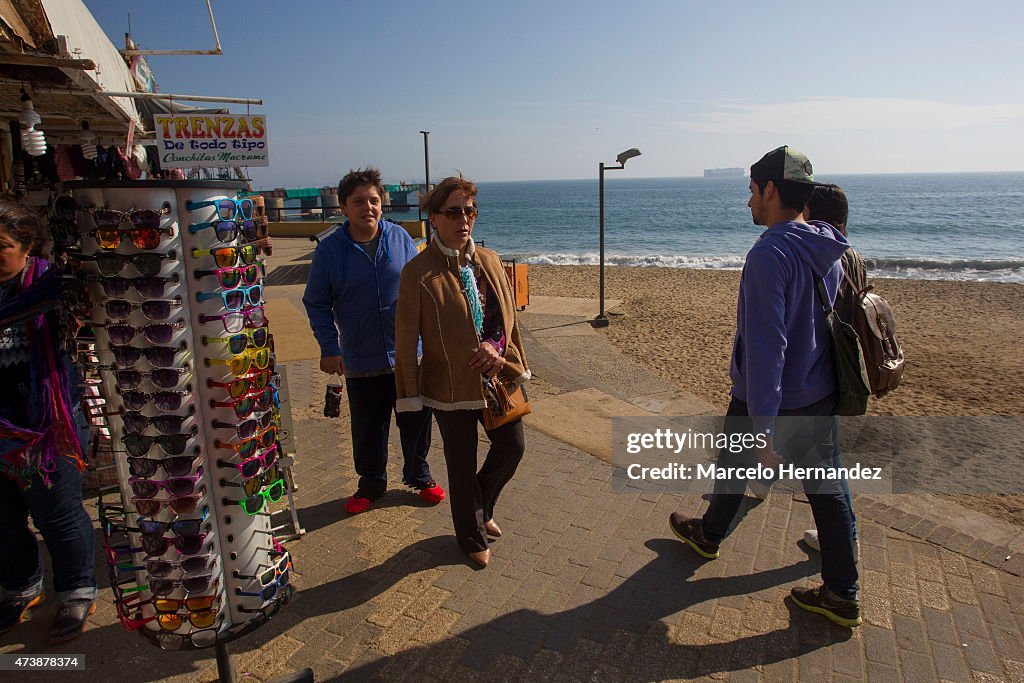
[{"xmin": 205, "ymin": 347, "xmax": 271, "ymax": 377}]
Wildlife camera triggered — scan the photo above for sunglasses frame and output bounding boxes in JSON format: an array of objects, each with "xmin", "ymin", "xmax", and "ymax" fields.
[
  {"xmin": 198, "ymin": 306, "xmax": 266, "ymax": 334},
  {"xmin": 216, "ymin": 443, "xmax": 279, "ymax": 480},
  {"xmin": 186, "ymin": 197, "xmax": 254, "ymax": 221},
  {"xmin": 195, "ymin": 284, "xmax": 262, "ymax": 311},
  {"xmin": 193, "ymin": 263, "xmax": 264, "ymax": 289},
  {"xmin": 207, "ymin": 370, "xmax": 272, "ymax": 399},
  {"xmin": 191, "ymin": 245, "xmax": 258, "ymax": 268},
  {"xmin": 203, "ymin": 326, "xmax": 270, "ymax": 355}
]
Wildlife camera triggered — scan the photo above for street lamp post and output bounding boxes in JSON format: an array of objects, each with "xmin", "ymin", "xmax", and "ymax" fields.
[
  {"xmin": 592, "ymin": 147, "xmax": 641, "ymax": 328},
  {"xmin": 419, "ymin": 130, "xmax": 431, "ymax": 241}
]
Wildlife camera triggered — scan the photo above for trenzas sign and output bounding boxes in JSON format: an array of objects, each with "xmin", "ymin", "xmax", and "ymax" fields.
[{"xmin": 155, "ymin": 114, "xmax": 269, "ymax": 168}]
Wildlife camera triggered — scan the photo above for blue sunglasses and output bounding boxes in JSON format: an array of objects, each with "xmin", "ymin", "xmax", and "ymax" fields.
[{"xmin": 186, "ymin": 197, "xmax": 254, "ymax": 222}]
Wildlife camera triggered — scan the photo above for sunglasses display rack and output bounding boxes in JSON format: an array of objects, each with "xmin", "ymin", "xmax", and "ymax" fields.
[{"xmin": 61, "ymin": 180, "xmax": 298, "ymax": 657}]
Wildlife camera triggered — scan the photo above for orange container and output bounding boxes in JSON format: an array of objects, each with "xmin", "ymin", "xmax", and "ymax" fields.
[{"xmin": 502, "ymin": 261, "xmax": 529, "ymax": 310}]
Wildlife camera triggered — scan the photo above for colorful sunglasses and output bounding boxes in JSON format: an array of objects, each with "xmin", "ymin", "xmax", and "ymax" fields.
[
  {"xmin": 216, "ymin": 443, "xmax": 279, "ymax": 480},
  {"xmin": 129, "ymin": 466, "xmax": 204, "ymax": 497},
  {"xmin": 101, "ymin": 297, "xmax": 182, "ymax": 321},
  {"xmin": 210, "ymin": 387, "xmax": 278, "ymax": 419},
  {"xmin": 86, "ymin": 206, "xmax": 170, "ymax": 230},
  {"xmin": 89, "ymin": 226, "xmax": 174, "ymax": 250},
  {"xmin": 228, "ymin": 477, "xmax": 286, "ymax": 516},
  {"xmin": 96, "ymin": 274, "xmax": 179, "ymax": 298},
  {"xmin": 238, "ymin": 584, "xmax": 293, "ymax": 620},
  {"xmin": 191, "ymin": 245, "xmax": 257, "ymax": 268},
  {"xmin": 186, "ymin": 197, "xmax": 254, "ymax": 221},
  {"xmin": 188, "ymin": 218, "xmax": 265, "ymax": 243},
  {"xmin": 207, "ymin": 370, "xmax": 273, "ymax": 400},
  {"xmin": 204, "ymin": 326, "xmax": 269, "ymax": 355},
  {"xmin": 206, "ymin": 347, "xmax": 272, "ymax": 377},
  {"xmin": 138, "ymin": 508, "xmax": 209, "ymax": 539},
  {"xmin": 148, "ymin": 573, "xmax": 218, "ymax": 597},
  {"xmin": 193, "ymin": 263, "xmax": 263, "ymax": 289},
  {"xmin": 116, "ymin": 554, "xmax": 215, "ymax": 579},
  {"xmin": 235, "ymin": 554, "xmax": 291, "ymax": 601},
  {"xmin": 198, "ymin": 306, "xmax": 266, "ymax": 334},
  {"xmin": 195, "ymin": 284, "xmax": 262, "ymax": 310},
  {"xmin": 212, "ymin": 410, "xmax": 275, "ymax": 440},
  {"xmin": 142, "ymin": 532, "xmax": 208, "ymax": 558},
  {"xmin": 215, "ymin": 425, "xmax": 278, "ymax": 459},
  {"xmin": 222, "ymin": 464, "xmax": 282, "ymax": 498}
]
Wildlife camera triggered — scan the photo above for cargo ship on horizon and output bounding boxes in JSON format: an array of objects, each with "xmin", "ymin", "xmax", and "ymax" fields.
[{"xmin": 703, "ymin": 167, "xmax": 745, "ymax": 178}]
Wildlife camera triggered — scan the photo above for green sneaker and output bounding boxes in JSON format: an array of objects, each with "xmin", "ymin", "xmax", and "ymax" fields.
[
  {"xmin": 669, "ymin": 513, "xmax": 720, "ymax": 559},
  {"xmin": 790, "ymin": 585, "xmax": 862, "ymax": 627}
]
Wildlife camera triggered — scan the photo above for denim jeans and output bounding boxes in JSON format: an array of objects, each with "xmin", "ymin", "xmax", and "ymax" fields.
[
  {"xmin": 0, "ymin": 456, "xmax": 98, "ymax": 604},
  {"xmin": 700, "ymin": 394, "xmax": 859, "ymax": 600},
  {"xmin": 345, "ymin": 374, "xmax": 433, "ymax": 494}
]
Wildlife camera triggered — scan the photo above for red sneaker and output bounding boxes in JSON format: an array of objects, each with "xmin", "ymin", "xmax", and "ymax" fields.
[
  {"xmin": 414, "ymin": 480, "xmax": 445, "ymax": 504},
  {"xmin": 344, "ymin": 489, "xmax": 382, "ymax": 514}
]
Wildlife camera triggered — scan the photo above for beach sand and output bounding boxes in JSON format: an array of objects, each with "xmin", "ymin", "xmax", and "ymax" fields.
[{"xmin": 528, "ymin": 265, "xmax": 1024, "ymax": 527}]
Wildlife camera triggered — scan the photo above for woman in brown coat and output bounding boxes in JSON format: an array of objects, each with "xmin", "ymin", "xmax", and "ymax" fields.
[{"xmin": 395, "ymin": 176, "xmax": 529, "ymax": 568}]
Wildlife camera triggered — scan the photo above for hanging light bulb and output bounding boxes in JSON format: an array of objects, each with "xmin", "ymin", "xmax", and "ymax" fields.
[
  {"xmin": 18, "ymin": 89, "xmax": 46, "ymax": 156},
  {"xmin": 80, "ymin": 121, "xmax": 98, "ymax": 161}
]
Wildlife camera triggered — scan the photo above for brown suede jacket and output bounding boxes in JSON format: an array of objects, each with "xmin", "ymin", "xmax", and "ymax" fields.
[{"xmin": 394, "ymin": 237, "xmax": 530, "ymax": 412}]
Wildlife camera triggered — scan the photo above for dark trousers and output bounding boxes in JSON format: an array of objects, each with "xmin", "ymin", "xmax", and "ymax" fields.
[
  {"xmin": 432, "ymin": 409, "xmax": 525, "ymax": 554},
  {"xmin": 701, "ymin": 394, "xmax": 859, "ymax": 600},
  {"xmin": 0, "ymin": 456, "xmax": 97, "ymax": 603},
  {"xmin": 345, "ymin": 374, "xmax": 433, "ymax": 495}
]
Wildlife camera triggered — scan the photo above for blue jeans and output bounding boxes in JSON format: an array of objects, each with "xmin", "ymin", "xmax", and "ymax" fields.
[
  {"xmin": 0, "ymin": 456, "xmax": 97, "ymax": 604},
  {"xmin": 345, "ymin": 374, "xmax": 433, "ymax": 494},
  {"xmin": 701, "ymin": 394, "xmax": 859, "ymax": 600}
]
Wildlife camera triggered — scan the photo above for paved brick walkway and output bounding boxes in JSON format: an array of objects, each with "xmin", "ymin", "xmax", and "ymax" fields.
[{"xmin": 2, "ymin": 344, "xmax": 1023, "ymax": 681}]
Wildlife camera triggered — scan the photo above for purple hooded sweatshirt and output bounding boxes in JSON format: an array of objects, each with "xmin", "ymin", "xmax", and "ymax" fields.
[{"xmin": 729, "ymin": 219, "xmax": 849, "ymax": 435}]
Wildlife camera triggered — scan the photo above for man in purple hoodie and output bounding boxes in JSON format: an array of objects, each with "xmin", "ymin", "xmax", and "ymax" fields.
[{"xmin": 669, "ymin": 146, "xmax": 861, "ymax": 627}]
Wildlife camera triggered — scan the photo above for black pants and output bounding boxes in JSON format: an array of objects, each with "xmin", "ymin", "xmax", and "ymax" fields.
[
  {"xmin": 345, "ymin": 374, "xmax": 433, "ymax": 495},
  {"xmin": 432, "ymin": 409, "xmax": 525, "ymax": 553}
]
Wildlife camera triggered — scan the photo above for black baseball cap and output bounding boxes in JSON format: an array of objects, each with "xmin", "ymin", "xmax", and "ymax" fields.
[{"xmin": 749, "ymin": 146, "xmax": 821, "ymax": 185}]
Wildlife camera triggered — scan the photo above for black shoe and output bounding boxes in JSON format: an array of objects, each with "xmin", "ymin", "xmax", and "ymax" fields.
[
  {"xmin": 48, "ymin": 599, "xmax": 96, "ymax": 643},
  {"xmin": 0, "ymin": 593, "xmax": 44, "ymax": 634},
  {"xmin": 669, "ymin": 513, "xmax": 720, "ymax": 559},
  {"xmin": 790, "ymin": 585, "xmax": 862, "ymax": 627}
]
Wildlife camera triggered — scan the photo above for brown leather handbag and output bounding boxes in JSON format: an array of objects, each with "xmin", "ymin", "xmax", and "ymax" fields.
[{"xmin": 482, "ymin": 375, "xmax": 531, "ymax": 430}]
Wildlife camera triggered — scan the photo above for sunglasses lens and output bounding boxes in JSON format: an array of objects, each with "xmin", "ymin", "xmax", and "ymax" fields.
[
  {"xmin": 226, "ymin": 378, "xmax": 247, "ymax": 399},
  {"xmin": 224, "ymin": 290, "xmax": 244, "ymax": 311},
  {"xmin": 260, "ymin": 427, "xmax": 277, "ymax": 448},
  {"xmin": 96, "ymin": 253, "xmax": 123, "ymax": 276},
  {"xmin": 214, "ymin": 221, "xmax": 237, "ymax": 242},
  {"xmin": 100, "ymin": 277, "xmax": 129, "ymax": 296},
  {"xmin": 243, "ymin": 477, "xmax": 263, "ymax": 498},
  {"xmin": 250, "ymin": 327, "xmax": 268, "ymax": 348},
  {"xmin": 150, "ymin": 369, "xmax": 181, "ymax": 389},
  {"xmin": 233, "ymin": 398, "xmax": 254, "ymax": 419},
  {"xmin": 247, "ymin": 285, "xmax": 263, "ymax": 306},
  {"xmin": 161, "ymin": 435, "xmax": 191, "ymax": 457},
  {"xmin": 239, "ymin": 245, "xmax": 257, "ymax": 264},
  {"xmin": 112, "ymin": 345, "xmax": 142, "ymax": 365},
  {"xmin": 144, "ymin": 346, "xmax": 177, "ymax": 367},
  {"xmin": 157, "ymin": 614, "xmax": 183, "ymax": 631},
  {"xmin": 212, "ymin": 248, "xmax": 236, "ymax": 268},
  {"xmin": 142, "ymin": 301, "xmax": 171, "ymax": 320},
  {"xmin": 267, "ymin": 479, "xmax": 285, "ymax": 502},
  {"xmin": 230, "ymin": 356, "xmax": 251, "ymax": 377},
  {"xmin": 107, "ymin": 324, "xmax": 136, "ymax": 345},
  {"xmin": 139, "ymin": 519, "xmax": 166, "ymax": 535},
  {"xmin": 241, "ymin": 264, "xmax": 259, "ymax": 285},
  {"xmin": 247, "ymin": 308, "xmax": 266, "ymax": 327},
  {"xmin": 131, "ymin": 478, "xmax": 158, "ymax": 498},
  {"xmin": 238, "ymin": 457, "xmax": 261, "ymax": 479},
  {"xmin": 172, "ymin": 519, "xmax": 202, "ymax": 537},
  {"xmin": 162, "ymin": 456, "xmax": 195, "ymax": 477},
  {"xmin": 227, "ymin": 335, "xmax": 247, "ymax": 355},
  {"xmin": 133, "ymin": 498, "xmax": 160, "ymax": 516},
  {"xmin": 133, "ymin": 254, "xmax": 163, "ymax": 277},
  {"xmin": 254, "ymin": 372, "xmax": 270, "ymax": 390},
  {"xmin": 150, "ymin": 579, "xmax": 175, "ymax": 596},
  {"xmin": 121, "ymin": 390, "xmax": 148, "ymax": 411},
  {"xmin": 95, "ymin": 228, "xmax": 121, "ymax": 249},
  {"xmin": 145, "ymin": 560, "xmax": 174, "ymax": 578},
  {"xmin": 219, "ymin": 268, "xmax": 241, "ymax": 289},
  {"xmin": 144, "ymin": 324, "xmax": 175, "ymax": 345},
  {"xmin": 241, "ymin": 495, "xmax": 263, "ymax": 515},
  {"xmin": 135, "ymin": 277, "xmax": 168, "ymax": 297},
  {"xmin": 123, "ymin": 413, "xmax": 148, "ymax": 433},
  {"xmin": 239, "ymin": 219, "xmax": 258, "ymax": 241},
  {"xmin": 222, "ymin": 313, "xmax": 244, "ymax": 333},
  {"xmin": 128, "ymin": 457, "xmax": 157, "ymax": 477},
  {"xmin": 153, "ymin": 391, "xmax": 184, "ymax": 411},
  {"xmin": 181, "ymin": 556, "xmax": 209, "ymax": 574},
  {"xmin": 152, "ymin": 415, "xmax": 185, "ymax": 434},
  {"xmin": 216, "ymin": 199, "xmax": 236, "ymax": 221},
  {"xmin": 174, "ymin": 534, "xmax": 204, "ymax": 555},
  {"xmin": 142, "ymin": 534, "xmax": 168, "ymax": 556},
  {"xmin": 130, "ymin": 210, "xmax": 162, "ymax": 230},
  {"xmin": 238, "ymin": 198, "xmax": 254, "ymax": 220},
  {"xmin": 131, "ymin": 227, "xmax": 162, "ymax": 249},
  {"xmin": 181, "ymin": 574, "xmax": 209, "ymax": 593},
  {"xmin": 154, "ymin": 598, "xmax": 181, "ymax": 613},
  {"xmin": 170, "ymin": 494, "xmax": 201, "ymax": 515},
  {"xmin": 190, "ymin": 610, "xmax": 218, "ymax": 629},
  {"xmin": 105, "ymin": 300, "xmax": 132, "ymax": 318},
  {"xmin": 117, "ymin": 370, "xmax": 143, "ymax": 390},
  {"xmin": 192, "ymin": 629, "xmax": 218, "ymax": 647}
]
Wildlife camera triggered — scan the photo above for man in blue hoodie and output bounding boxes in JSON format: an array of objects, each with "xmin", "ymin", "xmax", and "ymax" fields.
[
  {"xmin": 669, "ymin": 147, "xmax": 861, "ymax": 627},
  {"xmin": 303, "ymin": 168, "xmax": 444, "ymax": 514}
]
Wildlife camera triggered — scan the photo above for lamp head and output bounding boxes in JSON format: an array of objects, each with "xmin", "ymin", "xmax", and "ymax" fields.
[{"xmin": 616, "ymin": 148, "xmax": 641, "ymax": 166}]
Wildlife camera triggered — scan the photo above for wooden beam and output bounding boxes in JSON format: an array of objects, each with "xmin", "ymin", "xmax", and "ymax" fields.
[{"xmin": 0, "ymin": 53, "xmax": 96, "ymax": 70}]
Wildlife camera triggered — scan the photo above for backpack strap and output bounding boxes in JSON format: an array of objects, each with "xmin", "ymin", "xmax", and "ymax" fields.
[{"xmin": 814, "ymin": 278, "xmax": 833, "ymax": 314}]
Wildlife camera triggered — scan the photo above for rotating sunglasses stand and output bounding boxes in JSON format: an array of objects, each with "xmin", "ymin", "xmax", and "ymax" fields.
[{"xmin": 64, "ymin": 181, "xmax": 305, "ymax": 671}]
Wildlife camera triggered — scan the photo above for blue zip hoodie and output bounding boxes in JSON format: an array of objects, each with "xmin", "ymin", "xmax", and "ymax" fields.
[
  {"xmin": 301, "ymin": 219, "xmax": 420, "ymax": 373},
  {"xmin": 729, "ymin": 219, "xmax": 849, "ymax": 434}
]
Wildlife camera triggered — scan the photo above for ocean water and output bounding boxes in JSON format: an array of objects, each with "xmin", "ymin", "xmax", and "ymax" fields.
[{"xmin": 399, "ymin": 172, "xmax": 1023, "ymax": 283}]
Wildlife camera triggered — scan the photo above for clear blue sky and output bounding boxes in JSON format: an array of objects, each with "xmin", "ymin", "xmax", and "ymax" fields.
[{"xmin": 84, "ymin": 0, "xmax": 1024, "ymax": 187}]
